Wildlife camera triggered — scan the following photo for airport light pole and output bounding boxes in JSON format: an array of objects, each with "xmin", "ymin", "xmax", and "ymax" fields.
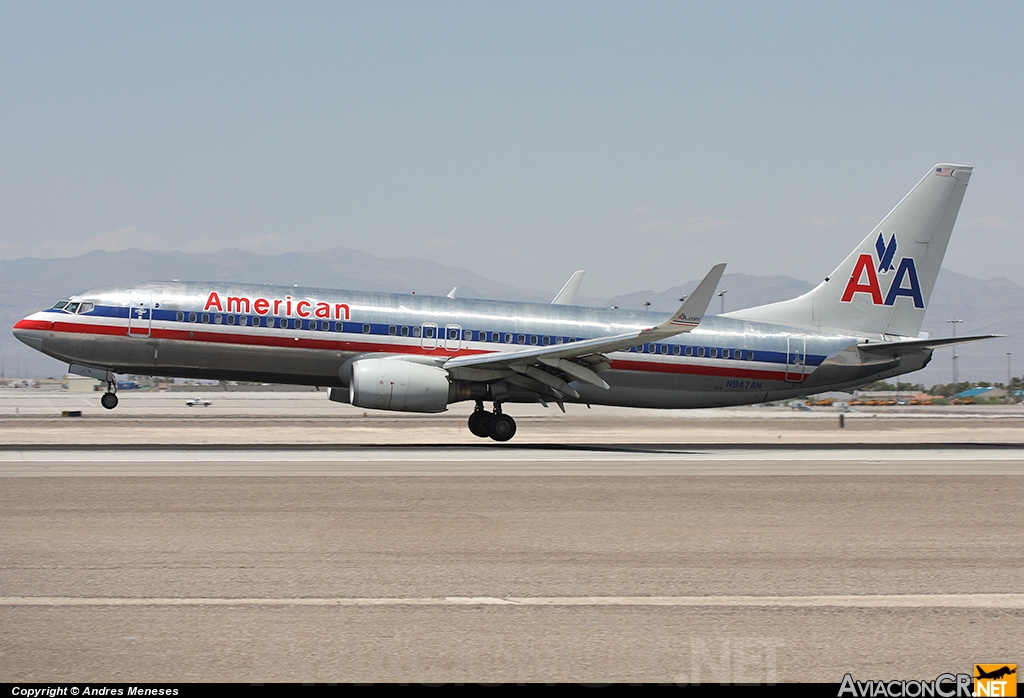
[
  {"xmin": 1008, "ymin": 352, "xmax": 1013, "ymax": 388},
  {"xmin": 947, "ymin": 319, "xmax": 962, "ymax": 384},
  {"xmin": 718, "ymin": 290, "xmax": 727, "ymax": 314}
]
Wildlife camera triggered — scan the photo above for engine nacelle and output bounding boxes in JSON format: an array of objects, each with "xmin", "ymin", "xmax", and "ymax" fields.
[{"xmin": 349, "ymin": 358, "xmax": 451, "ymax": 413}]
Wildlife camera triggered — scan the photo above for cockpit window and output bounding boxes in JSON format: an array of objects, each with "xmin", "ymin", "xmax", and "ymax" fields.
[
  {"xmin": 65, "ymin": 302, "xmax": 80, "ymax": 314},
  {"xmin": 52, "ymin": 301, "xmax": 69, "ymax": 310},
  {"xmin": 77, "ymin": 302, "xmax": 95, "ymax": 314}
]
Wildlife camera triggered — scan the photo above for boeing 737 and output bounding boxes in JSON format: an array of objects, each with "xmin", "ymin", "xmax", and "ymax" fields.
[{"xmin": 13, "ymin": 164, "xmax": 999, "ymax": 441}]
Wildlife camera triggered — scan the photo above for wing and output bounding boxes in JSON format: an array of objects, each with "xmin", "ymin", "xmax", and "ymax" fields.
[
  {"xmin": 443, "ymin": 263, "xmax": 726, "ymax": 398},
  {"xmin": 551, "ymin": 270, "xmax": 585, "ymax": 305}
]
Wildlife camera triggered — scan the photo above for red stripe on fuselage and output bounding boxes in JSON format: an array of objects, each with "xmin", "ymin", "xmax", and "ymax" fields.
[
  {"xmin": 36, "ymin": 319, "xmax": 803, "ymax": 381},
  {"xmin": 609, "ymin": 358, "xmax": 797, "ymax": 382},
  {"xmin": 14, "ymin": 318, "xmax": 53, "ymax": 331}
]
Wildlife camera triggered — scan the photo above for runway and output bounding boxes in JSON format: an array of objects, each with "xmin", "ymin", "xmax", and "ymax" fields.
[
  {"xmin": 3, "ymin": 468, "xmax": 1023, "ymax": 682},
  {"xmin": 2, "ymin": 399, "xmax": 1022, "ymax": 682},
  {"xmin": 1, "ymin": 442, "xmax": 1022, "ymax": 477}
]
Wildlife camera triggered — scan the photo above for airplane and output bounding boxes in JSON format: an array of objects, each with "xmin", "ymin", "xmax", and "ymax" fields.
[
  {"xmin": 975, "ymin": 666, "xmax": 1016, "ymax": 681},
  {"xmin": 13, "ymin": 163, "xmax": 1000, "ymax": 441}
]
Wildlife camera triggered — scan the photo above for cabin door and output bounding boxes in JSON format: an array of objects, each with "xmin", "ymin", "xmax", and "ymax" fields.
[
  {"xmin": 785, "ymin": 336, "xmax": 806, "ymax": 383},
  {"xmin": 127, "ymin": 291, "xmax": 154, "ymax": 338}
]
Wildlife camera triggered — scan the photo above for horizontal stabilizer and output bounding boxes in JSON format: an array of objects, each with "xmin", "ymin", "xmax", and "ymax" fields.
[{"xmin": 858, "ymin": 334, "xmax": 1003, "ymax": 353}]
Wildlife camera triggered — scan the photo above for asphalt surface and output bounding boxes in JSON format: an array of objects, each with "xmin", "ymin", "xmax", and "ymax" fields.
[
  {"xmin": 1, "ymin": 395, "xmax": 1022, "ymax": 682},
  {"xmin": 0, "ymin": 395, "xmax": 1019, "ymax": 683}
]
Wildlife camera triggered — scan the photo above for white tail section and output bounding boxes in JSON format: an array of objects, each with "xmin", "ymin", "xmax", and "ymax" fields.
[{"xmin": 728, "ymin": 164, "xmax": 972, "ymax": 337}]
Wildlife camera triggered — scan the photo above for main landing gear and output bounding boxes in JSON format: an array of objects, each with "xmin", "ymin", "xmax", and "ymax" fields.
[
  {"xmin": 100, "ymin": 382, "xmax": 118, "ymax": 410},
  {"xmin": 468, "ymin": 402, "xmax": 517, "ymax": 442}
]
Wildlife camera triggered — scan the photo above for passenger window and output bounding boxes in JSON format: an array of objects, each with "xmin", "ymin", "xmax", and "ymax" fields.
[
  {"xmin": 710, "ymin": 348, "xmax": 718, "ymax": 358},
  {"xmin": 517, "ymin": 334, "xmax": 526, "ymax": 344},
  {"xmin": 503, "ymin": 333, "xmax": 512, "ymax": 343},
  {"xmin": 660, "ymin": 344, "xmax": 669, "ymax": 354},
  {"xmin": 746, "ymin": 350, "xmax": 754, "ymax": 361},
  {"xmin": 673, "ymin": 345, "xmax": 681, "ymax": 356},
  {"xmin": 227, "ymin": 315, "xmax": 235, "ymax": 325},
  {"xmin": 423, "ymin": 326, "xmax": 434, "ymax": 338},
  {"xmin": 685, "ymin": 346, "xmax": 693, "ymax": 356},
  {"xmin": 189, "ymin": 312, "xmax": 197, "ymax": 322},
  {"xmin": 202, "ymin": 313, "xmax": 210, "ymax": 323},
  {"xmin": 449, "ymin": 327, "xmax": 458, "ymax": 340},
  {"xmin": 363, "ymin": 324, "xmax": 371, "ymax": 334},
  {"xmin": 240, "ymin": 316, "xmax": 248, "ymax": 326},
  {"xmin": 401, "ymin": 326, "xmax": 409, "ymax": 337},
  {"xmin": 722, "ymin": 348, "xmax": 729, "ymax": 358},
  {"xmin": 697, "ymin": 347, "xmax": 705, "ymax": 357},
  {"xmin": 176, "ymin": 312, "xmax": 184, "ymax": 322},
  {"xmin": 214, "ymin": 315, "xmax": 223, "ymax": 324},
  {"xmin": 413, "ymin": 326, "xmax": 422, "ymax": 338},
  {"xmin": 542, "ymin": 336, "xmax": 551, "ymax": 346},
  {"xmin": 388, "ymin": 325, "xmax": 397, "ymax": 336},
  {"xmin": 530, "ymin": 335, "xmax": 538, "ymax": 345},
  {"xmin": 555, "ymin": 336, "xmax": 563, "ymax": 345}
]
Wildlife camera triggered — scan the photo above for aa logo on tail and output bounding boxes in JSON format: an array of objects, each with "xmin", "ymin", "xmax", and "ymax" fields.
[{"xmin": 841, "ymin": 233, "xmax": 924, "ymax": 309}]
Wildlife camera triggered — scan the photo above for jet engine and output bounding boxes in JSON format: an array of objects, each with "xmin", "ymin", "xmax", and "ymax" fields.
[{"xmin": 349, "ymin": 358, "xmax": 451, "ymax": 413}]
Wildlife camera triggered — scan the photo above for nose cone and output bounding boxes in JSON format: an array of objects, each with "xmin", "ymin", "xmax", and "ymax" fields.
[{"xmin": 12, "ymin": 317, "xmax": 46, "ymax": 351}]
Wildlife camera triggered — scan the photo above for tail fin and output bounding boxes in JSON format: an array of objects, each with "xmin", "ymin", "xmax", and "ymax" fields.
[{"xmin": 729, "ymin": 164, "xmax": 972, "ymax": 337}]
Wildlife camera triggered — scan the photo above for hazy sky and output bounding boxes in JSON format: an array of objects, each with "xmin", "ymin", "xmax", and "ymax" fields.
[{"xmin": 2, "ymin": 1, "xmax": 1022, "ymax": 296}]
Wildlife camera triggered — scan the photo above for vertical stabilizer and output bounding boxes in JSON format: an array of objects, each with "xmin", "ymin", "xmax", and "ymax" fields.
[{"xmin": 728, "ymin": 164, "xmax": 972, "ymax": 337}]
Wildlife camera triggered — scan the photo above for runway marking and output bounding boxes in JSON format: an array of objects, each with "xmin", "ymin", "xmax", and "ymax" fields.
[
  {"xmin": 2, "ymin": 447, "xmax": 1023, "ymax": 463},
  {"xmin": 3, "ymin": 594, "xmax": 1023, "ymax": 608}
]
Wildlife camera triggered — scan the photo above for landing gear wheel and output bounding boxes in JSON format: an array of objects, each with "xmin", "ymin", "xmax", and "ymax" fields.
[
  {"xmin": 468, "ymin": 409, "xmax": 493, "ymax": 438},
  {"xmin": 100, "ymin": 392, "xmax": 119, "ymax": 410},
  {"xmin": 489, "ymin": 413, "xmax": 517, "ymax": 442}
]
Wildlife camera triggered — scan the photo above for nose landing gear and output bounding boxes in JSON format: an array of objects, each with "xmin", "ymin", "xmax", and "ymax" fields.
[
  {"xmin": 100, "ymin": 383, "xmax": 118, "ymax": 410},
  {"xmin": 467, "ymin": 401, "xmax": 517, "ymax": 442}
]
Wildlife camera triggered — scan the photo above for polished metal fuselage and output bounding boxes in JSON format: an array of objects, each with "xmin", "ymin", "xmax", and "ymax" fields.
[{"xmin": 16, "ymin": 281, "xmax": 931, "ymax": 408}]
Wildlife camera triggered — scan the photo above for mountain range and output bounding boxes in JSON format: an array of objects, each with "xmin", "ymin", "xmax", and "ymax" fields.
[{"xmin": 2, "ymin": 248, "xmax": 1019, "ymax": 385}]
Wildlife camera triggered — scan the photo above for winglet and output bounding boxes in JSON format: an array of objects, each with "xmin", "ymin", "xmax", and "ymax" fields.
[
  {"xmin": 645, "ymin": 263, "xmax": 726, "ymax": 339},
  {"xmin": 551, "ymin": 270, "xmax": 586, "ymax": 305}
]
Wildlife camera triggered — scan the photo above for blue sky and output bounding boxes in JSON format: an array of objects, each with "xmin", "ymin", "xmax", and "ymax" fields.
[{"xmin": 2, "ymin": 1, "xmax": 1022, "ymax": 295}]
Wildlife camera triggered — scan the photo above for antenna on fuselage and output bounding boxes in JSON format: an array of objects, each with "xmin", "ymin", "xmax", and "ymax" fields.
[{"xmin": 446, "ymin": 287, "xmax": 457, "ymax": 299}]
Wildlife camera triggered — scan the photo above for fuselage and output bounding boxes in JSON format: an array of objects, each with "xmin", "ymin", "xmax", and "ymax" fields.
[{"xmin": 13, "ymin": 280, "xmax": 931, "ymax": 408}]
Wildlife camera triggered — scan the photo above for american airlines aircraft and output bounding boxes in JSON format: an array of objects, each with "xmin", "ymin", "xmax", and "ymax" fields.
[{"xmin": 12, "ymin": 164, "xmax": 998, "ymax": 441}]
